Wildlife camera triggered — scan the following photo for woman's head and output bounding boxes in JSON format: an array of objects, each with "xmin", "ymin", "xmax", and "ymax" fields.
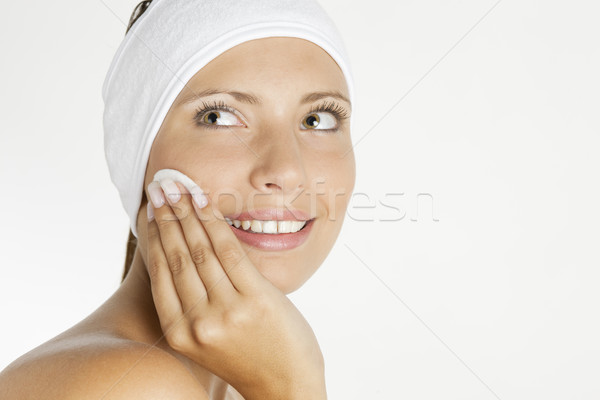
[
  {"xmin": 135, "ymin": 36, "xmax": 355, "ymax": 294},
  {"xmin": 109, "ymin": 0, "xmax": 356, "ymax": 291}
]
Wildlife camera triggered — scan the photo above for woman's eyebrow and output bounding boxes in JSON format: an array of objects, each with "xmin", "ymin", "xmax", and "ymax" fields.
[
  {"xmin": 177, "ymin": 88, "xmax": 351, "ymax": 109},
  {"xmin": 300, "ymin": 91, "xmax": 351, "ymax": 109}
]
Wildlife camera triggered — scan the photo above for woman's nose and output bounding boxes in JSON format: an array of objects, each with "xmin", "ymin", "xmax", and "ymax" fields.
[{"xmin": 249, "ymin": 129, "xmax": 307, "ymax": 196}]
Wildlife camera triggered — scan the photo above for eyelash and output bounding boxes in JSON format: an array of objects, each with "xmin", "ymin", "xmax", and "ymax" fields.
[
  {"xmin": 193, "ymin": 99, "xmax": 350, "ymax": 132},
  {"xmin": 193, "ymin": 100, "xmax": 237, "ymax": 130},
  {"xmin": 307, "ymin": 100, "xmax": 350, "ymax": 132}
]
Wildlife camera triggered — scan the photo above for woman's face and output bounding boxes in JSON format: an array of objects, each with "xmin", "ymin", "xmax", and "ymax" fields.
[{"xmin": 137, "ymin": 37, "xmax": 355, "ymax": 294}]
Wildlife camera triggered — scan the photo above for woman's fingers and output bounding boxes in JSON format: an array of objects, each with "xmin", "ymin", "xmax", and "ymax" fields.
[
  {"xmin": 192, "ymin": 191, "xmax": 267, "ymax": 295},
  {"xmin": 158, "ymin": 180, "xmax": 236, "ymax": 299},
  {"xmin": 147, "ymin": 181, "xmax": 211, "ymax": 313},
  {"xmin": 144, "ymin": 201, "xmax": 183, "ymax": 330}
]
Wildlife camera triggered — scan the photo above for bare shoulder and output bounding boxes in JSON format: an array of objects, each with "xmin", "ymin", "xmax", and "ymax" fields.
[{"xmin": 0, "ymin": 334, "xmax": 209, "ymax": 400}]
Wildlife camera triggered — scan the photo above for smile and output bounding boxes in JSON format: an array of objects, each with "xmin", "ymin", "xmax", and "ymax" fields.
[
  {"xmin": 226, "ymin": 218, "xmax": 315, "ymax": 251},
  {"xmin": 225, "ymin": 218, "xmax": 307, "ymax": 234}
]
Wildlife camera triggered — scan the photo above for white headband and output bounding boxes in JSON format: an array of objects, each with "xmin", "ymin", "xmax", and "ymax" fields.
[{"xmin": 102, "ymin": 0, "xmax": 355, "ymax": 238}]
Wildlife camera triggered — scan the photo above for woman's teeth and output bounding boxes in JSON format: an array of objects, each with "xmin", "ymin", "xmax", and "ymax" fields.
[{"xmin": 225, "ymin": 218, "xmax": 307, "ymax": 234}]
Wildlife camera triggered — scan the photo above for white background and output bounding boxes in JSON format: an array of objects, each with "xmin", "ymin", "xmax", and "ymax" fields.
[{"xmin": 1, "ymin": 0, "xmax": 599, "ymax": 399}]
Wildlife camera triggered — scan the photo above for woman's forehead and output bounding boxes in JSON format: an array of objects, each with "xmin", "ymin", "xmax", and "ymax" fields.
[{"xmin": 175, "ymin": 37, "xmax": 348, "ymax": 105}]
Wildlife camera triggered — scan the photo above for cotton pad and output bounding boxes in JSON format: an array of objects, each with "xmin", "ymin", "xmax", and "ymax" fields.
[{"xmin": 153, "ymin": 169, "xmax": 203, "ymax": 197}]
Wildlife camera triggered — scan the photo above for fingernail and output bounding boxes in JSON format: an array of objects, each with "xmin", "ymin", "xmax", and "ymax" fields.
[
  {"xmin": 147, "ymin": 181, "xmax": 165, "ymax": 208},
  {"xmin": 159, "ymin": 179, "xmax": 181, "ymax": 204},
  {"xmin": 147, "ymin": 203, "xmax": 154, "ymax": 221},
  {"xmin": 189, "ymin": 184, "xmax": 208, "ymax": 209}
]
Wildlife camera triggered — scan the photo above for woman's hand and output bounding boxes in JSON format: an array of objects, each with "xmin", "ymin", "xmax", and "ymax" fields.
[{"xmin": 144, "ymin": 179, "xmax": 326, "ymax": 400}]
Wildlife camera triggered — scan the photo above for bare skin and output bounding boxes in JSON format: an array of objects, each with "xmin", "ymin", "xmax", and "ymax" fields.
[{"xmin": 0, "ymin": 37, "xmax": 355, "ymax": 399}]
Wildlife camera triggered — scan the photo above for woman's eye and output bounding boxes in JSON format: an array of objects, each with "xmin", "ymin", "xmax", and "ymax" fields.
[
  {"xmin": 301, "ymin": 112, "xmax": 337, "ymax": 131},
  {"xmin": 199, "ymin": 110, "xmax": 241, "ymax": 127}
]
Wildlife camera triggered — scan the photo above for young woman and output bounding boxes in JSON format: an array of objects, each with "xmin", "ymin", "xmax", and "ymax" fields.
[{"xmin": 0, "ymin": 0, "xmax": 355, "ymax": 398}]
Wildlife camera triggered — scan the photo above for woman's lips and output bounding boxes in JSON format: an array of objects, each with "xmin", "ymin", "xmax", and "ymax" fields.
[{"xmin": 228, "ymin": 218, "xmax": 315, "ymax": 251}]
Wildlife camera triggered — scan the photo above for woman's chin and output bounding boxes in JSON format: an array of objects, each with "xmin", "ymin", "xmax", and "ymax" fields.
[
  {"xmin": 229, "ymin": 221, "xmax": 334, "ymax": 294},
  {"xmin": 245, "ymin": 255, "xmax": 313, "ymax": 295},
  {"xmin": 257, "ymin": 264, "xmax": 304, "ymax": 294}
]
